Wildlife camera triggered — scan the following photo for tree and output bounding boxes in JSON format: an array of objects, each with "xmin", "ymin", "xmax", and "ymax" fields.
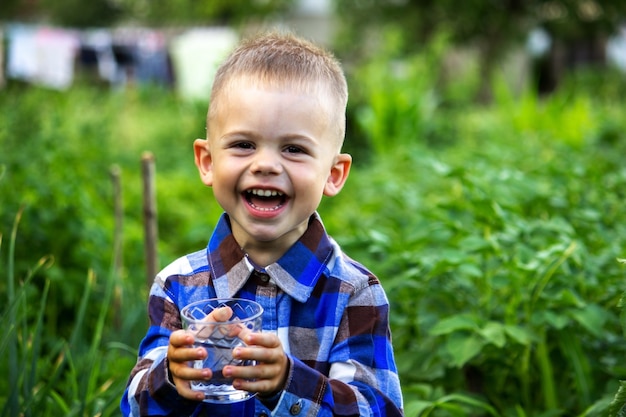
[
  {"xmin": 333, "ymin": 0, "xmax": 626, "ymax": 97},
  {"xmin": 39, "ymin": 0, "xmax": 123, "ymax": 27},
  {"xmin": 1, "ymin": 0, "xmax": 294, "ymax": 28},
  {"xmin": 116, "ymin": 0, "xmax": 293, "ymax": 27}
]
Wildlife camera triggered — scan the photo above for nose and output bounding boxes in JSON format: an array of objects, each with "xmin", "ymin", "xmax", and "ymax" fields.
[{"xmin": 250, "ymin": 147, "xmax": 282, "ymax": 176}]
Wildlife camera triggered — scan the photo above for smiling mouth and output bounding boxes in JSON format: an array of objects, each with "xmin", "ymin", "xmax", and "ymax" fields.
[{"xmin": 244, "ymin": 188, "xmax": 287, "ymax": 212}]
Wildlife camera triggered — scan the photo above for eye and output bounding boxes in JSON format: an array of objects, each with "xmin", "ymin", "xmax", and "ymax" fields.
[
  {"xmin": 285, "ymin": 145, "xmax": 306, "ymax": 154},
  {"xmin": 233, "ymin": 141, "xmax": 254, "ymax": 150}
]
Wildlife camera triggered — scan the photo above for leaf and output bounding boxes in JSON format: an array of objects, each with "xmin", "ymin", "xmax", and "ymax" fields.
[
  {"xmin": 534, "ymin": 310, "xmax": 570, "ymax": 330},
  {"xmin": 577, "ymin": 395, "xmax": 613, "ymax": 417},
  {"xmin": 503, "ymin": 325, "xmax": 535, "ymax": 346},
  {"xmin": 558, "ymin": 332, "xmax": 592, "ymax": 405},
  {"xmin": 446, "ymin": 333, "xmax": 485, "ymax": 368},
  {"xmin": 479, "ymin": 321, "xmax": 506, "ymax": 348},
  {"xmin": 620, "ymin": 292, "xmax": 626, "ymax": 338},
  {"xmin": 569, "ymin": 304, "xmax": 610, "ymax": 338},
  {"xmin": 554, "ymin": 288, "xmax": 585, "ymax": 308},
  {"xmin": 438, "ymin": 249, "xmax": 466, "ymax": 265},
  {"xmin": 430, "ymin": 314, "xmax": 480, "ymax": 336},
  {"xmin": 459, "ymin": 235, "xmax": 491, "ymax": 252},
  {"xmin": 429, "ymin": 393, "xmax": 500, "ymax": 417},
  {"xmin": 534, "ymin": 410, "xmax": 565, "ymax": 417},
  {"xmin": 607, "ymin": 381, "xmax": 626, "ymax": 417},
  {"xmin": 404, "ymin": 400, "xmax": 434, "ymax": 416},
  {"xmin": 458, "ymin": 263, "xmax": 482, "ymax": 278}
]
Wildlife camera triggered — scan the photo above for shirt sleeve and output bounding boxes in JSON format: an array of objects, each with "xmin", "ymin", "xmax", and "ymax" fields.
[
  {"xmin": 120, "ymin": 281, "xmax": 201, "ymax": 417},
  {"xmin": 276, "ymin": 279, "xmax": 404, "ymax": 417}
]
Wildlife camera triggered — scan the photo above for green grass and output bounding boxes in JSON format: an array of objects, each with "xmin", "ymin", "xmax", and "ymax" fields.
[{"xmin": 1, "ymin": 53, "xmax": 626, "ymax": 416}]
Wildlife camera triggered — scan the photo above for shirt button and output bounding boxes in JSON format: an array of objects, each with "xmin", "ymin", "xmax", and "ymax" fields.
[
  {"xmin": 289, "ymin": 400, "xmax": 303, "ymax": 415},
  {"xmin": 259, "ymin": 273, "xmax": 270, "ymax": 283}
]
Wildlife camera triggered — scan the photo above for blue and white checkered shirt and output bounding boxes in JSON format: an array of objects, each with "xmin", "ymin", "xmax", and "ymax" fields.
[{"xmin": 121, "ymin": 213, "xmax": 403, "ymax": 416}]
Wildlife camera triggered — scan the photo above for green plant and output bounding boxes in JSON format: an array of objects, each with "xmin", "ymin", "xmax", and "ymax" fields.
[
  {"xmin": 1, "ymin": 204, "xmax": 136, "ymax": 416},
  {"xmin": 321, "ymin": 68, "xmax": 626, "ymax": 415},
  {"xmin": 607, "ymin": 258, "xmax": 626, "ymax": 417},
  {"xmin": 2, "ymin": 48, "xmax": 625, "ymax": 416},
  {"xmin": 347, "ymin": 29, "xmax": 462, "ymax": 158}
]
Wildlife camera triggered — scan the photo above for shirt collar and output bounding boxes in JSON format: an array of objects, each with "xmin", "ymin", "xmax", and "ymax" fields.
[{"xmin": 206, "ymin": 213, "xmax": 335, "ymax": 303}]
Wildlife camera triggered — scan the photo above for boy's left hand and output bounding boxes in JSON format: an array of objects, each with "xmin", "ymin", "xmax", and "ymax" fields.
[{"xmin": 222, "ymin": 332, "xmax": 289, "ymax": 397}]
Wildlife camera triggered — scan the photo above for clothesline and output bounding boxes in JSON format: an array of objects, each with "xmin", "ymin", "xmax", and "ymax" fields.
[
  {"xmin": 3, "ymin": 23, "xmax": 625, "ymax": 97},
  {"xmin": 1, "ymin": 23, "xmax": 239, "ymax": 101}
]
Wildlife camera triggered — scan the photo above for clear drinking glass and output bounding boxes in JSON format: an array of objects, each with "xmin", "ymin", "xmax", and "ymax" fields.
[{"xmin": 180, "ymin": 298, "xmax": 263, "ymax": 403}]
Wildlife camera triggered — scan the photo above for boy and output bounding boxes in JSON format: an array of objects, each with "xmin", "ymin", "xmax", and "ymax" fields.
[{"xmin": 121, "ymin": 31, "xmax": 403, "ymax": 417}]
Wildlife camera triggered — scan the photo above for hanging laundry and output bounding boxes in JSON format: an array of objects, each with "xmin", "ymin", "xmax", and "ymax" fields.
[
  {"xmin": 134, "ymin": 29, "xmax": 173, "ymax": 87},
  {"xmin": 110, "ymin": 27, "xmax": 139, "ymax": 86},
  {"xmin": 6, "ymin": 24, "xmax": 38, "ymax": 83},
  {"xmin": 5, "ymin": 23, "xmax": 237, "ymax": 93},
  {"xmin": 79, "ymin": 29, "xmax": 117, "ymax": 84},
  {"xmin": 169, "ymin": 27, "xmax": 238, "ymax": 101},
  {"xmin": 110, "ymin": 27, "xmax": 173, "ymax": 87},
  {"xmin": 6, "ymin": 24, "xmax": 79, "ymax": 90},
  {"xmin": 35, "ymin": 27, "xmax": 79, "ymax": 89},
  {"xmin": 607, "ymin": 25, "xmax": 626, "ymax": 73}
]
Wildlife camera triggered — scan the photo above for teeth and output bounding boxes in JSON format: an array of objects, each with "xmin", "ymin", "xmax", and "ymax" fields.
[
  {"xmin": 248, "ymin": 189, "xmax": 283, "ymax": 197},
  {"xmin": 251, "ymin": 204, "xmax": 281, "ymax": 212}
]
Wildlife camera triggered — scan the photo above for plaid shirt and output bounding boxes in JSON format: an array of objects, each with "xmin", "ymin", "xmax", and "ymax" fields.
[{"xmin": 121, "ymin": 213, "xmax": 403, "ymax": 417}]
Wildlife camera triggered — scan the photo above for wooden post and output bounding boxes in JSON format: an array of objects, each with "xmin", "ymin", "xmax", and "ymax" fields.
[
  {"xmin": 110, "ymin": 164, "xmax": 123, "ymax": 275},
  {"xmin": 110, "ymin": 165, "xmax": 123, "ymax": 329},
  {"xmin": 141, "ymin": 152, "xmax": 158, "ymax": 290}
]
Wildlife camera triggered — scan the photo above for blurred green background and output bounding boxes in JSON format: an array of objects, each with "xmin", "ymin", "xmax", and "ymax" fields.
[{"xmin": 2, "ymin": 1, "xmax": 626, "ymax": 416}]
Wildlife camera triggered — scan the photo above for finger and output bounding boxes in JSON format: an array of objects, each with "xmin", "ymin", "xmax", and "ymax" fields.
[
  {"xmin": 233, "ymin": 345, "xmax": 282, "ymax": 364},
  {"xmin": 242, "ymin": 332, "xmax": 282, "ymax": 351},
  {"xmin": 229, "ymin": 347, "xmax": 287, "ymax": 377},
  {"xmin": 226, "ymin": 359, "xmax": 278, "ymax": 379},
  {"xmin": 248, "ymin": 331, "xmax": 279, "ymax": 346},
  {"xmin": 224, "ymin": 346, "xmax": 289, "ymax": 396},
  {"xmin": 206, "ymin": 306, "xmax": 233, "ymax": 322},
  {"xmin": 230, "ymin": 333, "xmax": 285, "ymax": 368},
  {"xmin": 167, "ymin": 345, "xmax": 213, "ymax": 402},
  {"xmin": 228, "ymin": 361, "xmax": 287, "ymax": 396},
  {"xmin": 169, "ymin": 330, "xmax": 195, "ymax": 348},
  {"xmin": 168, "ymin": 343, "xmax": 207, "ymax": 363},
  {"xmin": 171, "ymin": 360, "xmax": 212, "ymax": 382},
  {"xmin": 233, "ymin": 376, "xmax": 280, "ymax": 395},
  {"xmin": 229, "ymin": 323, "xmax": 252, "ymax": 345},
  {"xmin": 196, "ymin": 307, "xmax": 234, "ymax": 338},
  {"xmin": 168, "ymin": 342, "xmax": 209, "ymax": 377},
  {"xmin": 172, "ymin": 375, "xmax": 207, "ymax": 402}
]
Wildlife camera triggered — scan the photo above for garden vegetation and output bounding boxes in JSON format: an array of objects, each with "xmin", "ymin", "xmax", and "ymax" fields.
[{"xmin": 1, "ymin": 36, "xmax": 626, "ymax": 416}]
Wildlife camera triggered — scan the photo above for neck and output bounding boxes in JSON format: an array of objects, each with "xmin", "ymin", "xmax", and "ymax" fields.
[{"xmin": 241, "ymin": 246, "xmax": 281, "ymax": 269}]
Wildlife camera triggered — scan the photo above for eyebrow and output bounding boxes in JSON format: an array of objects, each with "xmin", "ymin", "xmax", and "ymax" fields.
[{"xmin": 219, "ymin": 130, "xmax": 318, "ymax": 144}]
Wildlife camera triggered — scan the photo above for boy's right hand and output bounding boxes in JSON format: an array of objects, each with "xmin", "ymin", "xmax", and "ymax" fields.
[
  {"xmin": 168, "ymin": 330, "xmax": 210, "ymax": 401},
  {"xmin": 168, "ymin": 306, "xmax": 235, "ymax": 401}
]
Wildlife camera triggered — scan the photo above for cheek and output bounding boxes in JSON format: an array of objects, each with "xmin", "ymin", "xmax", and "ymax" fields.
[
  {"xmin": 298, "ymin": 170, "xmax": 330, "ymax": 198},
  {"xmin": 213, "ymin": 159, "xmax": 237, "ymax": 178},
  {"xmin": 208, "ymin": 167, "xmax": 233, "ymax": 192}
]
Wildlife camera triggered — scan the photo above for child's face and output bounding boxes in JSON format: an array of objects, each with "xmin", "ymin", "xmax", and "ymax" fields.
[{"xmin": 194, "ymin": 82, "xmax": 351, "ymax": 259}]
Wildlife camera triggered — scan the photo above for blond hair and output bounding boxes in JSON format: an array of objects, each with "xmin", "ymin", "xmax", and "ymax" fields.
[{"xmin": 207, "ymin": 31, "xmax": 348, "ymax": 143}]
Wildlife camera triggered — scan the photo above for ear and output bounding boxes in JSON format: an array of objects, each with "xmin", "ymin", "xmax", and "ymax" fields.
[
  {"xmin": 323, "ymin": 153, "xmax": 352, "ymax": 197},
  {"xmin": 193, "ymin": 139, "xmax": 214, "ymax": 186}
]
